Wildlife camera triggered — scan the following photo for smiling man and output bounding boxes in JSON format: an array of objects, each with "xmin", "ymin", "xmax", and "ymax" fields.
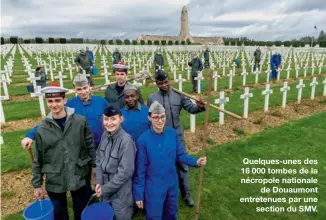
[
  {"xmin": 21, "ymin": 74, "xmax": 108, "ymax": 149},
  {"xmin": 133, "ymin": 101, "xmax": 207, "ymax": 219},
  {"xmin": 32, "ymin": 84, "xmax": 96, "ymax": 220},
  {"xmin": 104, "ymin": 62, "xmax": 144, "ymax": 109},
  {"xmin": 147, "ymin": 70, "xmax": 206, "ymax": 207}
]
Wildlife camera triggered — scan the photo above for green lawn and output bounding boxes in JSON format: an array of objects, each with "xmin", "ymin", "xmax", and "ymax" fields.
[{"xmin": 3, "ymin": 112, "xmax": 326, "ymax": 220}]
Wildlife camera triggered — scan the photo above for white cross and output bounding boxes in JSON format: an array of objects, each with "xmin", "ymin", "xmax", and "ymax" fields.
[
  {"xmin": 311, "ymin": 64, "xmax": 315, "ymax": 76},
  {"xmin": 304, "ymin": 64, "xmax": 308, "ymax": 78},
  {"xmin": 240, "ymin": 87, "xmax": 253, "ymax": 119},
  {"xmin": 228, "ymin": 70, "xmax": 234, "ymax": 89},
  {"xmin": 0, "ymin": 95, "xmax": 9, "ymax": 123},
  {"xmin": 214, "ymin": 91, "xmax": 229, "ymax": 125},
  {"xmin": 280, "ymin": 81, "xmax": 290, "ymax": 108},
  {"xmin": 295, "ymin": 65, "xmax": 300, "ymax": 79},
  {"xmin": 231, "ymin": 62, "xmax": 236, "ymax": 75},
  {"xmin": 241, "ymin": 69, "xmax": 247, "ymax": 86},
  {"xmin": 1, "ymin": 74, "xmax": 9, "ymax": 99},
  {"xmin": 101, "ymin": 69, "xmax": 111, "ymax": 84},
  {"xmin": 190, "ymin": 98, "xmax": 196, "ymax": 133},
  {"xmin": 175, "ymin": 74, "xmax": 185, "ymax": 91},
  {"xmin": 310, "ymin": 77, "xmax": 318, "ymax": 100},
  {"xmin": 1, "ymin": 67, "xmax": 12, "ymax": 84},
  {"xmin": 31, "ymin": 86, "xmax": 46, "ymax": 118},
  {"xmin": 286, "ymin": 66, "xmax": 291, "ymax": 79},
  {"xmin": 66, "ymin": 64, "xmax": 74, "ymax": 80},
  {"xmin": 222, "ymin": 63, "xmax": 226, "ymax": 76},
  {"xmin": 172, "ymin": 64, "xmax": 178, "ymax": 81},
  {"xmin": 323, "ymin": 78, "xmax": 326, "ymax": 96},
  {"xmin": 27, "ymin": 74, "xmax": 41, "ymax": 92},
  {"xmin": 254, "ymin": 68, "xmax": 259, "ymax": 84},
  {"xmin": 186, "ymin": 66, "xmax": 191, "ymax": 80},
  {"xmin": 296, "ymin": 79, "xmax": 305, "ymax": 104},
  {"xmin": 318, "ymin": 63, "xmax": 323, "ymax": 75},
  {"xmin": 54, "ymin": 71, "xmax": 67, "ymax": 87},
  {"xmin": 48, "ymin": 64, "xmax": 55, "ymax": 81},
  {"xmin": 131, "ymin": 60, "xmax": 137, "ymax": 75},
  {"xmin": 195, "ymin": 72, "xmax": 204, "ymax": 94},
  {"xmin": 180, "ymin": 60, "xmax": 185, "ymax": 71},
  {"xmin": 262, "ymin": 83, "xmax": 273, "ymax": 113},
  {"xmin": 277, "ymin": 67, "xmax": 282, "ymax": 81},
  {"xmin": 213, "ymin": 71, "xmax": 220, "ymax": 92}
]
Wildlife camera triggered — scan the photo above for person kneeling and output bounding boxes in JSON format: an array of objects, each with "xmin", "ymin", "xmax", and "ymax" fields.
[{"xmin": 133, "ymin": 101, "xmax": 207, "ymax": 219}]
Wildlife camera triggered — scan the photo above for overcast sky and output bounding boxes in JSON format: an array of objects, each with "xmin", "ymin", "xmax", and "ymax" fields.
[{"xmin": 1, "ymin": 0, "xmax": 325, "ymax": 41}]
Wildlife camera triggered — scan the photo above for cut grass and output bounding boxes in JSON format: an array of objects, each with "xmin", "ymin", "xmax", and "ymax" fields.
[{"xmin": 3, "ymin": 112, "xmax": 326, "ymax": 219}]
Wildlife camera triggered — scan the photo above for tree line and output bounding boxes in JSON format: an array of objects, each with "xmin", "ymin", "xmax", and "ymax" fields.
[{"xmin": 1, "ymin": 31, "xmax": 326, "ymax": 47}]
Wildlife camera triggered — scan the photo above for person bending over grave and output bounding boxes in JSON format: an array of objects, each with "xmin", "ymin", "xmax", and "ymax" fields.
[
  {"xmin": 34, "ymin": 65, "xmax": 47, "ymax": 89},
  {"xmin": 95, "ymin": 105, "xmax": 136, "ymax": 220},
  {"xmin": 104, "ymin": 62, "xmax": 144, "ymax": 109},
  {"xmin": 32, "ymin": 84, "xmax": 95, "ymax": 220},
  {"xmin": 204, "ymin": 48, "xmax": 210, "ymax": 68},
  {"xmin": 112, "ymin": 48, "xmax": 122, "ymax": 65},
  {"xmin": 234, "ymin": 57, "xmax": 241, "ymax": 68},
  {"xmin": 121, "ymin": 84, "xmax": 151, "ymax": 141},
  {"xmin": 188, "ymin": 53, "xmax": 203, "ymax": 92},
  {"xmin": 75, "ymin": 48, "xmax": 94, "ymax": 86},
  {"xmin": 147, "ymin": 70, "xmax": 205, "ymax": 207},
  {"xmin": 21, "ymin": 74, "xmax": 108, "ymax": 150},
  {"xmin": 154, "ymin": 49, "xmax": 165, "ymax": 71},
  {"xmin": 254, "ymin": 47, "xmax": 261, "ymax": 71},
  {"xmin": 133, "ymin": 101, "xmax": 207, "ymax": 219}
]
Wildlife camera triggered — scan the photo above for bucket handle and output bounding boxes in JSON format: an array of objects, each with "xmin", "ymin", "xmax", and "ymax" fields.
[{"xmin": 81, "ymin": 193, "xmax": 97, "ymax": 216}]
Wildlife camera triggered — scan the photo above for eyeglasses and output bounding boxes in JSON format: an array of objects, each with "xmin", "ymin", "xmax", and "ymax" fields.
[{"xmin": 151, "ymin": 115, "xmax": 166, "ymax": 122}]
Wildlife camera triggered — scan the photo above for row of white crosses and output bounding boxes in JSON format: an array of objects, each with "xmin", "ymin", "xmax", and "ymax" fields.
[{"xmin": 209, "ymin": 77, "xmax": 326, "ymax": 126}]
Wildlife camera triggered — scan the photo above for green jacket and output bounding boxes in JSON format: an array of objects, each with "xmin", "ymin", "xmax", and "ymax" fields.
[
  {"xmin": 112, "ymin": 51, "xmax": 122, "ymax": 64},
  {"xmin": 32, "ymin": 107, "xmax": 96, "ymax": 193},
  {"xmin": 254, "ymin": 49, "xmax": 261, "ymax": 61},
  {"xmin": 75, "ymin": 53, "xmax": 93, "ymax": 70},
  {"xmin": 104, "ymin": 82, "xmax": 144, "ymax": 109},
  {"xmin": 154, "ymin": 53, "xmax": 164, "ymax": 67},
  {"xmin": 188, "ymin": 57, "xmax": 203, "ymax": 77}
]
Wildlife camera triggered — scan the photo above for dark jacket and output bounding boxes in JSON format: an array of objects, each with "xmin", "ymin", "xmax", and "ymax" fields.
[
  {"xmin": 204, "ymin": 50, "xmax": 210, "ymax": 60},
  {"xmin": 147, "ymin": 88, "xmax": 205, "ymax": 148},
  {"xmin": 154, "ymin": 53, "xmax": 164, "ymax": 67},
  {"xmin": 188, "ymin": 57, "xmax": 203, "ymax": 77},
  {"xmin": 104, "ymin": 82, "xmax": 144, "ymax": 109},
  {"xmin": 112, "ymin": 51, "xmax": 122, "ymax": 64},
  {"xmin": 254, "ymin": 49, "xmax": 261, "ymax": 61},
  {"xmin": 75, "ymin": 53, "xmax": 93, "ymax": 70},
  {"xmin": 35, "ymin": 71, "xmax": 47, "ymax": 88},
  {"xmin": 32, "ymin": 107, "xmax": 96, "ymax": 193}
]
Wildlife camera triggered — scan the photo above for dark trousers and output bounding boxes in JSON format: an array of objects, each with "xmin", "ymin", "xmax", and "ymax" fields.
[
  {"xmin": 176, "ymin": 162, "xmax": 190, "ymax": 197},
  {"xmin": 47, "ymin": 185, "xmax": 92, "ymax": 220},
  {"xmin": 204, "ymin": 59, "xmax": 210, "ymax": 68},
  {"xmin": 254, "ymin": 60, "xmax": 260, "ymax": 71},
  {"xmin": 191, "ymin": 76, "xmax": 197, "ymax": 92}
]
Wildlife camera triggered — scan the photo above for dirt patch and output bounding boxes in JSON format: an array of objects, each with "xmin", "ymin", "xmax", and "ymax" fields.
[
  {"xmin": 1, "ymin": 117, "xmax": 43, "ymax": 133},
  {"xmin": 1, "ymin": 169, "xmax": 48, "ymax": 216},
  {"xmin": 1, "ymin": 97, "xmax": 326, "ymax": 216},
  {"xmin": 185, "ymin": 96, "xmax": 326, "ymax": 154}
]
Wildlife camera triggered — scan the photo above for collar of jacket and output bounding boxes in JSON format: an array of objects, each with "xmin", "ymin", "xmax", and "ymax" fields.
[
  {"xmin": 77, "ymin": 95, "xmax": 92, "ymax": 105},
  {"xmin": 106, "ymin": 127, "xmax": 123, "ymax": 140},
  {"xmin": 125, "ymin": 102, "xmax": 141, "ymax": 111},
  {"xmin": 158, "ymin": 88, "xmax": 172, "ymax": 96},
  {"xmin": 150, "ymin": 126, "xmax": 165, "ymax": 136}
]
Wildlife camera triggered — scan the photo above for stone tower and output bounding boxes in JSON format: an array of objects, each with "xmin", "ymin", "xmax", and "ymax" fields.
[{"xmin": 179, "ymin": 5, "xmax": 193, "ymax": 42}]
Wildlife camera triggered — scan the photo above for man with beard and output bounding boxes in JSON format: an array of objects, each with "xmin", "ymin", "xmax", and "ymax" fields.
[{"xmin": 147, "ymin": 70, "xmax": 205, "ymax": 207}]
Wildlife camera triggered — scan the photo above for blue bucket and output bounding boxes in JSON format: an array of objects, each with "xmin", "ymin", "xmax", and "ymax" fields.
[
  {"xmin": 23, "ymin": 200, "xmax": 54, "ymax": 220},
  {"xmin": 200, "ymin": 83, "xmax": 203, "ymax": 91},
  {"xmin": 82, "ymin": 202, "xmax": 114, "ymax": 220},
  {"xmin": 92, "ymin": 67, "xmax": 99, "ymax": 75},
  {"xmin": 26, "ymin": 85, "xmax": 34, "ymax": 93}
]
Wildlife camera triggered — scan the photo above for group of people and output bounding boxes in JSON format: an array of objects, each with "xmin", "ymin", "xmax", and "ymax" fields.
[
  {"xmin": 254, "ymin": 47, "xmax": 282, "ymax": 80},
  {"xmin": 21, "ymin": 62, "xmax": 207, "ymax": 220}
]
